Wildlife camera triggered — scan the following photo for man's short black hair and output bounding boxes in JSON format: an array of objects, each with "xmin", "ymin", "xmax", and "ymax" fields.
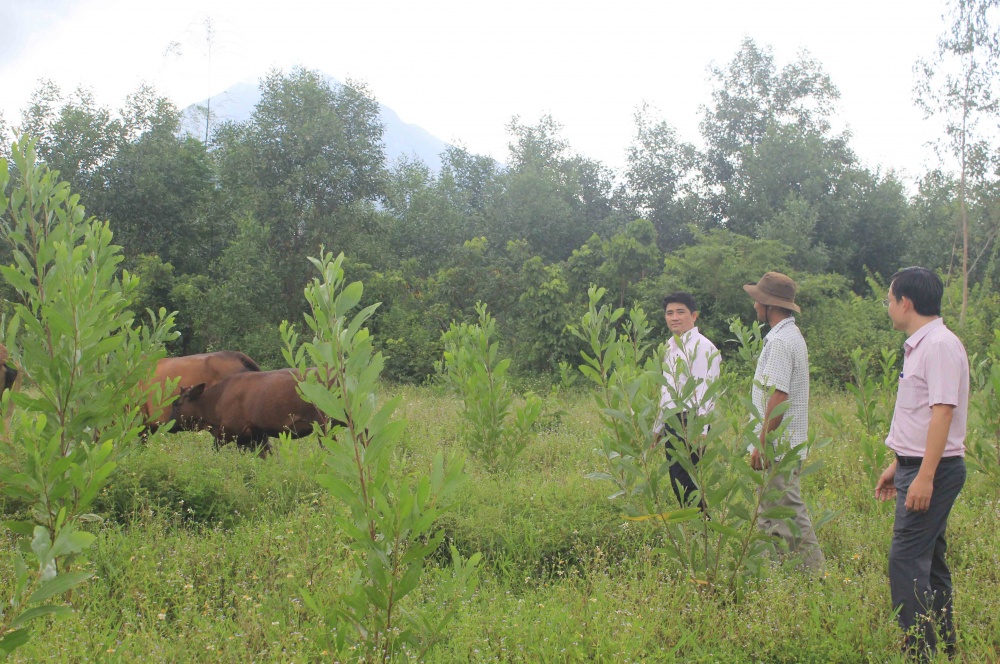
[
  {"xmin": 889, "ymin": 267, "xmax": 943, "ymax": 317},
  {"xmin": 663, "ymin": 291, "xmax": 698, "ymax": 312}
]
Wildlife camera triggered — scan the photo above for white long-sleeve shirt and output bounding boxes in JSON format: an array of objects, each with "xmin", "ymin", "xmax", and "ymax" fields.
[{"xmin": 654, "ymin": 327, "xmax": 721, "ymax": 433}]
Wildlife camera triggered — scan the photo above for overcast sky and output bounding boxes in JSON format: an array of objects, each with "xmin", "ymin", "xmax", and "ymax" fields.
[{"xmin": 0, "ymin": 0, "xmax": 953, "ymax": 183}]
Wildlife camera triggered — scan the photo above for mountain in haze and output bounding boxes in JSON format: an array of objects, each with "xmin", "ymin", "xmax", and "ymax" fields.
[{"xmin": 180, "ymin": 75, "xmax": 452, "ymax": 172}]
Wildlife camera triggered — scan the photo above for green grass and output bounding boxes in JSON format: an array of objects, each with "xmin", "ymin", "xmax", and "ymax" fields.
[{"xmin": 2, "ymin": 386, "xmax": 999, "ymax": 662}]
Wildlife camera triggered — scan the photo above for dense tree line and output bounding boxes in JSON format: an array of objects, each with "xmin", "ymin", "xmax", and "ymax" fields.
[{"xmin": 2, "ymin": 37, "xmax": 999, "ymax": 384}]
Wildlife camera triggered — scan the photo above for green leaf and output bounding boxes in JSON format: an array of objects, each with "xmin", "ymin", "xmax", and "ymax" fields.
[
  {"xmin": 30, "ymin": 527, "xmax": 52, "ymax": 562},
  {"xmin": 0, "ymin": 266, "xmax": 34, "ymax": 295},
  {"xmin": 624, "ymin": 507, "xmax": 700, "ymax": 524},
  {"xmin": 3, "ymin": 521, "xmax": 35, "ymax": 536},
  {"xmin": 760, "ymin": 506, "xmax": 797, "ymax": 520},
  {"xmin": 27, "ymin": 571, "xmax": 93, "ymax": 605},
  {"xmin": 0, "ymin": 628, "xmax": 30, "ymax": 655},
  {"xmin": 393, "ymin": 562, "xmax": 423, "ymax": 602},
  {"xmin": 10, "ymin": 605, "xmax": 73, "ymax": 629},
  {"xmin": 297, "ymin": 382, "xmax": 345, "ymax": 421},
  {"xmin": 706, "ymin": 521, "xmax": 742, "ymax": 539},
  {"xmin": 799, "ymin": 460, "xmax": 825, "ymax": 477},
  {"xmin": 316, "ymin": 474, "xmax": 359, "ymax": 509},
  {"xmin": 51, "ymin": 530, "xmax": 96, "ymax": 558},
  {"xmin": 335, "ymin": 281, "xmax": 364, "ymax": 317}
]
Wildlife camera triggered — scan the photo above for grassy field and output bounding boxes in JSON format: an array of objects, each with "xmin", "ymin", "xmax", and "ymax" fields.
[{"xmin": 2, "ymin": 385, "xmax": 998, "ymax": 663}]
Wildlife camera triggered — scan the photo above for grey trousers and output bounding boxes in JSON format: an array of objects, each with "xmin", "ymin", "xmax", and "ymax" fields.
[
  {"xmin": 890, "ymin": 458, "xmax": 966, "ymax": 658},
  {"xmin": 757, "ymin": 463, "xmax": 825, "ymax": 573}
]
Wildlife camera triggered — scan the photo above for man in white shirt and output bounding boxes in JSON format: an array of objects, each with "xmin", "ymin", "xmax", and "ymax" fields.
[{"xmin": 653, "ymin": 292, "xmax": 720, "ymax": 509}]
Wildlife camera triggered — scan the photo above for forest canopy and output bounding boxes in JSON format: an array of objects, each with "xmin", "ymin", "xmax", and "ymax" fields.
[{"xmin": 2, "ymin": 38, "xmax": 998, "ymax": 384}]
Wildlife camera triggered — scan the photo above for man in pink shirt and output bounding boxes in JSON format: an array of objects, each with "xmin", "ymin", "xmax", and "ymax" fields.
[{"xmin": 875, "ymin": 267, "xmax": 968, "ymax": 660}]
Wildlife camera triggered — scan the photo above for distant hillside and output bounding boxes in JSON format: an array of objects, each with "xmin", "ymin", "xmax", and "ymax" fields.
[{"xmin": 180, "ymin": 75, "xmax": 452, "ymax": 172}]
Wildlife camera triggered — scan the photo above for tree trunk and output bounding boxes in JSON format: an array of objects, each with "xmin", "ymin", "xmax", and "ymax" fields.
[{"xmin": 959, "ymin": 99, "xmax": 969, "ymax": 328}]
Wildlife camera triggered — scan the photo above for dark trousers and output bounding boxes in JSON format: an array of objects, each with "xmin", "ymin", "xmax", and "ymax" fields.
[
  {"xmin": 890, "ymin": 457, "xmax": 965, "ymax": 659},
  {"xmin": 662, "ymin": 412, "xmax": 705, "ymax": 510}
]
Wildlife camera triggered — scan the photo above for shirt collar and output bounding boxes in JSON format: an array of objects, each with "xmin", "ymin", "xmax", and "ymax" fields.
[
  {"xmin": 765, "ymin": 317, "xmax": 796, "ymax": 338},
  {"xmin": 670, "ymin": 326, "xmax": 700, "ymax": 349},
  {"xmin": 670, "ymin": 325, "xmax": 698, "ymax": 344},
  {"xmin": 904, "ymin": 317, "xmax": 944, "ymax": 352}
]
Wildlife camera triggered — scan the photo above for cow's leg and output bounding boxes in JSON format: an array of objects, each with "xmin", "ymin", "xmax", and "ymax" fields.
[
  {"xmin": 231, "ymin": 433, "xmax": 269, "ymax": 458},
  {"xmin": 256, "ymin": 437, "xmax": 272, "ymax": 459},
  {"xmin": 248, "ymin": 432, "xmax": 271, "ymax": 458},
  {"xmin": 232, "ymin": 435, "xmax": 251, "ymax": 453},
  {"xmin": 213, "ymin": 430, "xmax": 232, "ymax": 452}
]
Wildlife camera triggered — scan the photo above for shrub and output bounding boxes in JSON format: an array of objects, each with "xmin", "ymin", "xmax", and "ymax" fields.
[
  {"xmin": 0, "ymin": 139, "xmax": 175, "ymax": 656},
  {"xmin": 437, "ymin": 302, "xmax": 542, "ymax": 471},
  {"xmin": 282, "ymin": 251, "xmax": 480, "ymax": 661}
]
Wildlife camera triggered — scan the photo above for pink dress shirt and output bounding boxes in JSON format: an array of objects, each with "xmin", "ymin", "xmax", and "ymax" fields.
[{"xmin": 885, "ymin": 318, "xmax": 969, "ymax": 458}]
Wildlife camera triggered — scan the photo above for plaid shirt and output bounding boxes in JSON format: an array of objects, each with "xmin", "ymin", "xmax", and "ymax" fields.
[{"xmin": 750, "ymin": 317, "xmax": 810, "ymax": 459}]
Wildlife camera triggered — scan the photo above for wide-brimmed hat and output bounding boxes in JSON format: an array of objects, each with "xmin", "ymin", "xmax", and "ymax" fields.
[{"xmin": 743, "ymin": 272, "xmax": 801, "ymax": 313}]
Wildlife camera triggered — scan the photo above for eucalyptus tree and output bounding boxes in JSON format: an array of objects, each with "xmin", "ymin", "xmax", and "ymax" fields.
[
  {"xmin": 382, "ymin": 156, "xmax": 467, "ymax": 273},
  {"xmin": 439, "ymin": 144, "xmax": 502, "ymax": 219},
  {"xmin": 89, "ymin": 91, "xmax": 216, "ymax": 274},
  {"xmin": 904, "ymin": 172, "xmax": 961, "ymax": 273},
  {"xmin": 210, "ymin": 67, "xmax": 388, "ymax": 340},
  {"xmin": 0, "ymin": 113, "xmax": 10, "ymax": 161},
  {"xmin": 700, "ymin": 40, "xmax": 908, "ymax": 290},
  {"xmin": 700, "ymin": 37, "xmax": 841, "ymax": 222},
  {"xmin": 13, "ymin": 82, "xmax": 217, "ymax": 277},
  {"xmin": 489, "ymin": 115, "xmax": 621, "ymax": 262},
  {"xmin": 915, "ymin": 0, "xmax": 1000, "ymax": 326},
  {"xmin": 727, "ymin": 122, "xmax": 849, "ymax": 260},
  {"xmin": 0, "ymin": 140, "xmax": 176, "ymax": 656},
  {"xmin": 621, "ymin": 103, "xmax": 701, "ymax": 250},
  {"xmin": 600, "ymin": 218, "xmax": 662, "ymax": 309},
  {"xmin": 17, "ymin": 81, "xmax": 122, "ymax": 196}
]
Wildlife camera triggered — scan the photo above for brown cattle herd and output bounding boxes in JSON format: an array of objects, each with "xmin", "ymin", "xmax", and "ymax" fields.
[{"xmin": 1, "ymin": 347, "xmax": 328, "ymax": 457}]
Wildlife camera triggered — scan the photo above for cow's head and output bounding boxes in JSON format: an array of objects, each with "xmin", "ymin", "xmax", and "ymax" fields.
[{"xmin": 171, "ymin": 383, "xmax": 207, "ymax": 429}]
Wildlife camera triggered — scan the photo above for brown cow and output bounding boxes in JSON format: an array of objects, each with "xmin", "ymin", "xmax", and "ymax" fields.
[
  {"xmin": 170, "ymin": 369, "xmax": 329, "ymax": 456},
  {"xmin": 143, "ymin": 351, "xmax": 261, "ymax": 432}
]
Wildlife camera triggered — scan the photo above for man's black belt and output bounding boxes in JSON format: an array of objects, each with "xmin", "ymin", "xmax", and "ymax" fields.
[{"xmin": 895, "ymin": 454, "xmax": 964, "ymax": 467}]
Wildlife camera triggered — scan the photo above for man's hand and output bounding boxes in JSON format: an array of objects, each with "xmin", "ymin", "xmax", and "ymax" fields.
[
  {"xmin": 905, "ymin": 474, "xmax": 934, "ymax": 512},
  {"xmin": 749, "ymin": 447, "xmax": 768, "ymax": 471},
  {"xmin": 874, "ymin": 463, "xmax": 897, "ymax": 502}
]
